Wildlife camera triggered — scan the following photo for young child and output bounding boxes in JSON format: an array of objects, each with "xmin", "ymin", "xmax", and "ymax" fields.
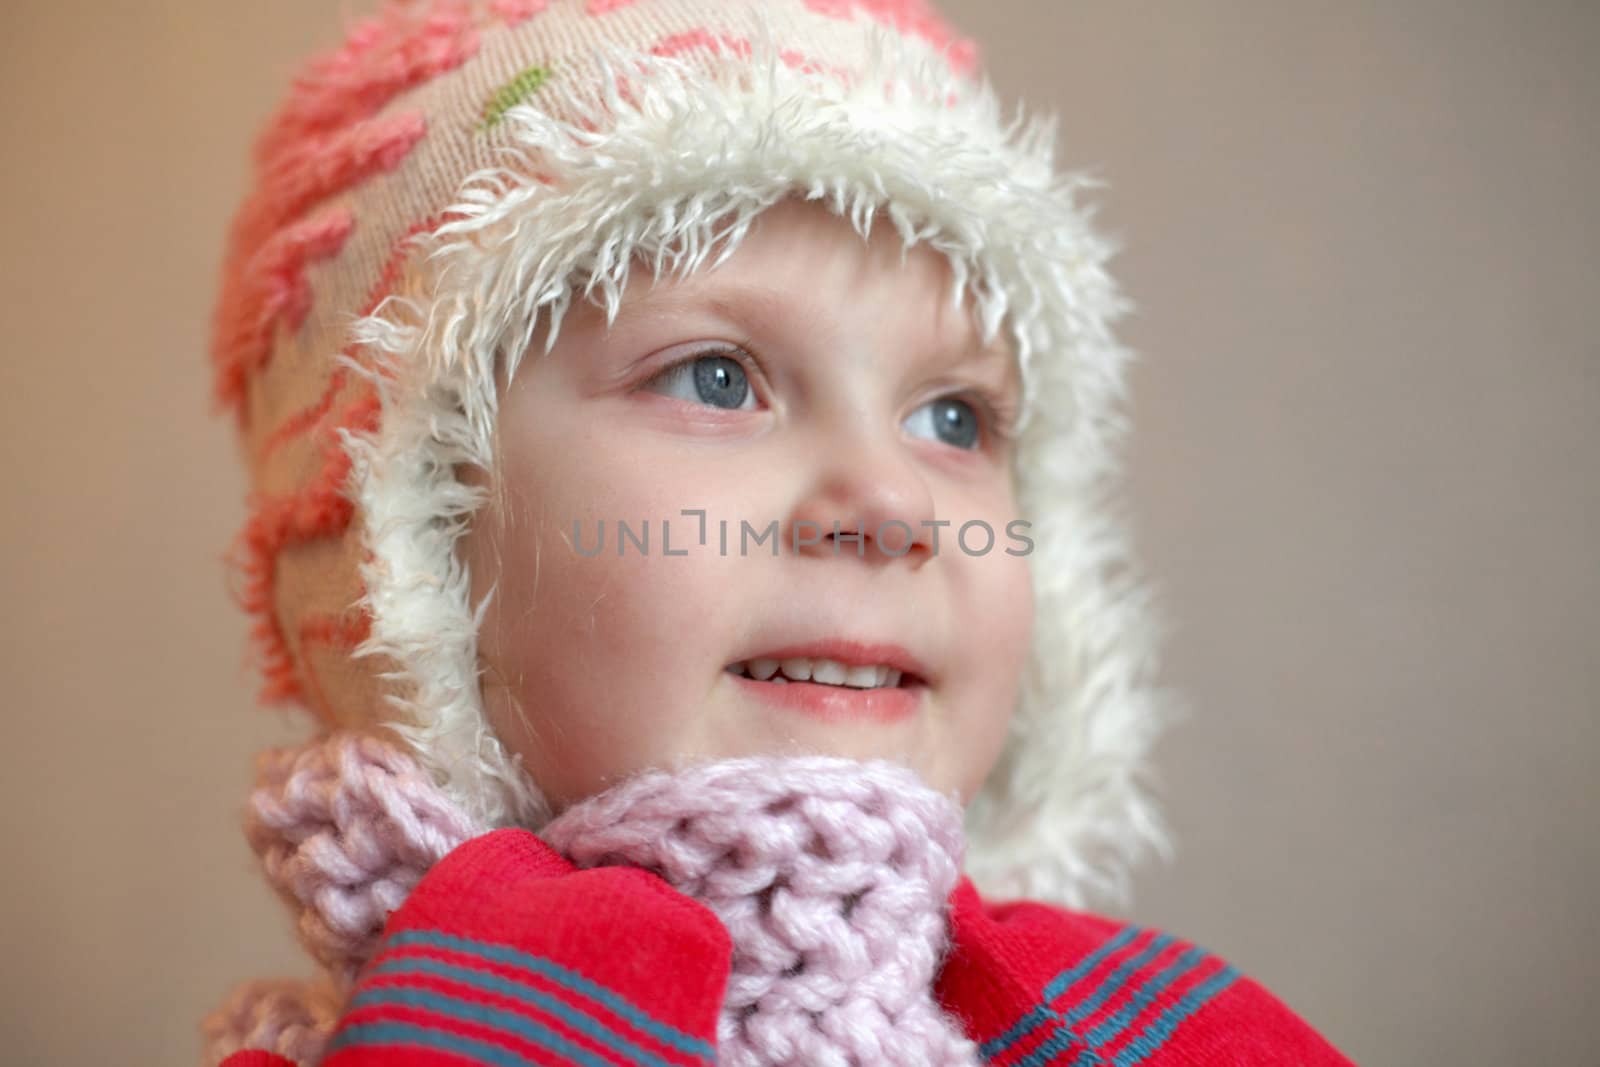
[{"xmin": 203, "ymin": 2, "xmax": 1357, "ymax": 1064}]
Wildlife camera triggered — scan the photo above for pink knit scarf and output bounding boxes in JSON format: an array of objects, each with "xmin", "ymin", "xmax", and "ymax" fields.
[{"xmin": 201, "ymin": 732, "xmax": 983, "ymax": 1067}]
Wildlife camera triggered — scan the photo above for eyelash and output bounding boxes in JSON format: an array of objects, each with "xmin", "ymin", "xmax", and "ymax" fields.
[
  {"xmin": 646, "ymin": 345, "xmax": 1019, "ymax": 449},
  {"xmin": 967, "ymin": 384, "xmax": 1021, "ymax": 447}
]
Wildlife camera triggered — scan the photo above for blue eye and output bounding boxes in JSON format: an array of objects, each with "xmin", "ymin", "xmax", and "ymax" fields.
[
  {"xmin": 904, "ymin": 396, "xmax": 981, "ymax": 450},
  {"xmin": 642, "ymin": 351, "xmax": 755, "ymax": 411}
]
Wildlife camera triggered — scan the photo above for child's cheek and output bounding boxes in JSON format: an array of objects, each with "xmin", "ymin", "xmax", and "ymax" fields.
[
  {"xmin": 946, "ymin": 544, "xmax": 1033, "ymax": 802},
  {"xmin": 467, "ymin": 414, "xmax": 763, "ymax": 809}
]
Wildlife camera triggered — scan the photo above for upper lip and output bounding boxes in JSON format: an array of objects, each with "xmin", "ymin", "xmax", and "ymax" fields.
[{"xmin": 726, "ymin": 638, "xmax": 932, "ymax": 685}]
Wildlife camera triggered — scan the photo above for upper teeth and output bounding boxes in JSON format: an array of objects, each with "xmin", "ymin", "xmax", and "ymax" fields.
[{"xmin": 730, "ymin": 657, "xmax": 903, "ymax": 689}]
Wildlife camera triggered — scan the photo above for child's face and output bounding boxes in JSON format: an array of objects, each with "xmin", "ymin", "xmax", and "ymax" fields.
[{"xmin": 462, "ymin": 197, "xmax": 1032, "ymax": 813}]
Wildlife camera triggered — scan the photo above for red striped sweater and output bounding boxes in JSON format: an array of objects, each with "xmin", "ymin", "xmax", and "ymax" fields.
[{"xmin": 221, "ymin": 828, "xmax": 1355, "ymax": 1066}]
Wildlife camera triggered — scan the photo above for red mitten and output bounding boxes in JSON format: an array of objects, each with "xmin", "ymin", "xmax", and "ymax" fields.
[
  {"xmin": 937, "ymin": 881, "xmax": 1358, "ymax": 1066},
  {"xmin": 223, "ymin": 827, "xmax": 731, "ymax": 1067}
]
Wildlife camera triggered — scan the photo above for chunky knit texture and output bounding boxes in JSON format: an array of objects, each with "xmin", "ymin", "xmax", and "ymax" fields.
[
  {"xmin": 201, "ymin": 976, "xmax": 345, "ymax": 1067},
  {"xmin": 204, "ymin": 732, "xmax": 981, "ymax": 1066},
  {"xmin": 244, "ymin": 733, "xmax": 482, "ymax": 982},
  {"xmin": 205, "ymin": 731, "xmax": 1360, "ymax": 1067},
  {"xmin": 540, "ymin": 756, "xmax": 982, "ymax": 1066},
  {"xmin": 204, "ymin": 733, "xmax": 478, "ymax": 1065}
]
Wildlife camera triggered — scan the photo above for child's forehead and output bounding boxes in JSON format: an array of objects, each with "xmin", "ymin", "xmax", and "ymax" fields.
[
  {"xmin": 608, "ymin": 272, "xmax": 1014, "ymax": 371},
  {"xmin": 551, "ymin": 205, "xmax": 1016, "ymax": 375}
]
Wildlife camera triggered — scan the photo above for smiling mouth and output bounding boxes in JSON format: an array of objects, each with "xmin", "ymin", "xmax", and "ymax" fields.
[{"xmin": 722, "ymin": 656, "xmax": 924, "ymax": 690}]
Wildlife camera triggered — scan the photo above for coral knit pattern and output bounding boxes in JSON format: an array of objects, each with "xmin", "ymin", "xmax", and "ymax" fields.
[
  {"xmin": 212, "ymin": 0, "xmax": 982, "ymax": 734},
  {"xmin": 205, "ymin": 734, "xmax": 1358, "ymax": 1066}
]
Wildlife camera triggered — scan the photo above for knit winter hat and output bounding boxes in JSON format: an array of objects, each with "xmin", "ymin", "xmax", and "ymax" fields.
[{"xmin": 211, "ymin": 0, "xmax": 1180, "ymax": 911}]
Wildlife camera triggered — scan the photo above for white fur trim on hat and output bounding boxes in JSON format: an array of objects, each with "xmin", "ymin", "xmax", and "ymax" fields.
[{"xmin": 339, "ymin": 7, "xmax": 1183, "ymax": 911}]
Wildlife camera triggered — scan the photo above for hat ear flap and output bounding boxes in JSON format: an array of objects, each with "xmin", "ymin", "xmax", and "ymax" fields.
[{"xmin": 215, "ymin": 0, "xmax": 1172, "ymax": 911}]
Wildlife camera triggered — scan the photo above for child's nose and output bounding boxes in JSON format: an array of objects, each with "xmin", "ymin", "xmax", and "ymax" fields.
[{"xmin": 785, "ymin": 441, "xmax": 937, "ymax": 565}]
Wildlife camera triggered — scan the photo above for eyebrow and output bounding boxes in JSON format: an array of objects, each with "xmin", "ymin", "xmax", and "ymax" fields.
[
  {"xmin": 614, "ymin": 280, "xmax": 802, "ymax": 340},
  {"xmin": 618, "ymin": 278, "xmax": 1012, "ymax": 374}
]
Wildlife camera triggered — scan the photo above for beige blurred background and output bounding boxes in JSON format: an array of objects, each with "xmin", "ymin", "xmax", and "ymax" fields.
[{"xmin": 2, "ymin": 1, "xmax": 1595, "ymax": 1064}]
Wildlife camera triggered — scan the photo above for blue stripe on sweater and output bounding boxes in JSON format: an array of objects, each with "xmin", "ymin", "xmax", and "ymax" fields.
[
  {"xmin": 379, "ymin": 929, "xmax": 715, "ymax": 1062},
  {"xmin": 979, "ymin": 925, "xmax": 1236, "ymax": 1066},
  {"xmin": 1110, "ymin": 964, "xmax": 1240, "ymax": 1066},
  {"xmin": 326, "ymin": 1020, "xmax": 533, "ymax": 1066},
  {"xmin": 977, "ymin": 924, "xmax": 1146, "ymax": 1060},
  {"xmin": 358, "ymin": 959, "xmax": 681, "ymax": 1067},
  {"xmin": 1063, "ymin": 946, "xmax": 1211, "ymax": 1067},
  {"xmin": 1040, "ymin": 925, "xmax": 1148, "ymax": 1004},
  {"xmin": 1013, "ymin": 934, "xmax": 1180, "ymax": 1067}
]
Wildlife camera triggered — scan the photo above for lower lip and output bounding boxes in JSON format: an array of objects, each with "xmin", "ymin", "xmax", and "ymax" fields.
[{"xmin": 728, "ymin": 673, "xmax": 923, "ymax": 724}]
